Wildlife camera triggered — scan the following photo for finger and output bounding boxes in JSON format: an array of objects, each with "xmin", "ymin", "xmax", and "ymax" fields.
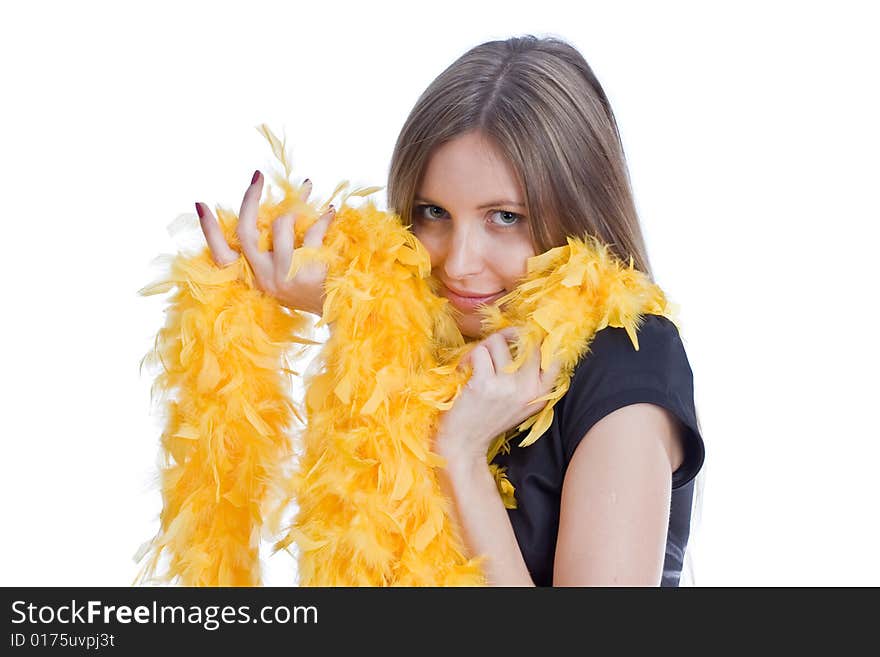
[
  {"xmin": 196, "ymin": 202, "xmax": 239, "ymax": 266},
  {"xmin": 302, "ymin": 205, "xmax": 336, "ymax": 249},
  {"xmin": 540, "ymin": 355, "xmax": 564, "ymax": 389},
  {"xmin": 272, "ymin": 213, "xmax": 295, "ymax": 284},
  {"xmin": 456, "ymin": 345, "xmax": 477, "ymax": 372},
  {"xmin": 237, "ymin": 170, "xmax": 273, "ymax": 273},
  {"xmin": 468, "ymin": 345, "xmax": 494, "ymax": 380},
  {"xmin": 497, "ymin": 326, "xmax": 523, "ymax": 372},
  {"xmin": 482, "ymin": 332, "xmax": 512, "ymax": 372},
  {"xmin": 497, "ymin": 326, "xmax": 519, "ymax": 343},
  {"xmin": 521, "ymin": 344, "xmax": 542, "ymax": 381},
  {"xmin": 300, "ymin": 178, "xmax": 313, "ymax": 202}
]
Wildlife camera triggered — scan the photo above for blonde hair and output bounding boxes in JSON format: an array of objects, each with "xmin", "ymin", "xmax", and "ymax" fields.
[{"xmin": 387, "ymin": 34, "xmax": 654, "ymax": 279}]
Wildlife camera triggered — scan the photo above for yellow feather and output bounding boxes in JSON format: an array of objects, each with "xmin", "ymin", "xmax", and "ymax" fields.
[
  {"xmin": 136, "ymin": 125, "xmax": 674, "ymax": 587},
  {"xmin": 256, "ymin": 123, "xmax": 293, "ymax": 180}
]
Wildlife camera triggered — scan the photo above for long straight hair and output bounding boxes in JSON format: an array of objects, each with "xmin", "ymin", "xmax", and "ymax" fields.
[
  {"xmin": 387, "ymin": 34, "xmax": 653, "ymax": 279},
  {"xmin": 386, "ymin": 34, "xmax": 704, "ymax": 585}
]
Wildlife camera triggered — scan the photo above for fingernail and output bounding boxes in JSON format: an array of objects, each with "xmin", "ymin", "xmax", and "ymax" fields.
[
  {"xmin": 251, "ymin": 170, "xmax": 261, "ymax": 185},
  {"xmin": 304, "ymin": 178, "xmax": 311, "ymax": 184},
  {"xmin": 328, "ymin": 204, "xmax": 335, "ymax": 212},
  {"xmin": 195, "ymin": 202, "xmax": 205, "ymax": 219}
]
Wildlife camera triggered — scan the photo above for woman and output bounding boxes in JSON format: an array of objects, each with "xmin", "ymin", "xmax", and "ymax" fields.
[{"xmin": 196, "ymin": 35, "xmax": 705, "ymax": 586}]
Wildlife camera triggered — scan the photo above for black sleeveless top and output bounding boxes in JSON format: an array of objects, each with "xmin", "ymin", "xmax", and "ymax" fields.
[{"xmin": 491, "ymin": 314, "xmax": 705, "ymax": 586}]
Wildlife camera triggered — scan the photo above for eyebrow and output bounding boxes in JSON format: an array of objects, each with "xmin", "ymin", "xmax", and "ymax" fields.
[{"xmin": 414, "ymin": 196, "xmax": 525, "ymax": 209}]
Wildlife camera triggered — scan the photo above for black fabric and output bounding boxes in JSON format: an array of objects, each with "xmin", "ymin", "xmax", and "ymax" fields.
[{"xmin": 492, "ymin": 314, "xmax": 705, "ymax": 586}]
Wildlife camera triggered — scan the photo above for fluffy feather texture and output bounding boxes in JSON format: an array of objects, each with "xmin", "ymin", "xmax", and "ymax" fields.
[{"xmin": 134, "ymin": 125, "xmax": 674, "ymax": 586}]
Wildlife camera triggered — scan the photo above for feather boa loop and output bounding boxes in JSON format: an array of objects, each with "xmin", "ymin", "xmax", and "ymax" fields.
[{"xmin": 133, "ymin": 125, "xmax": 675, "ymax": 586}]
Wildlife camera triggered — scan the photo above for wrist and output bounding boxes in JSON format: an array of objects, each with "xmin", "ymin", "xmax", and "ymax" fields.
[
  {"xmin": 437, "ymin": 455, "xmax": 495, "ymax": 517},
  {"xmin": 436, "ymin": 441, "xmax": 488, "ymax": 480}
]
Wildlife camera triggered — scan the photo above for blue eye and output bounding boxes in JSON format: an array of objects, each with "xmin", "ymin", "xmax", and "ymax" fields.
[
  {"xmin": 413, "ymin": 204, "xmax": 524, "ymax": 228},
  {"xmin": 492, "ymin": 210, "xmax": 522, "ymax": 227}
]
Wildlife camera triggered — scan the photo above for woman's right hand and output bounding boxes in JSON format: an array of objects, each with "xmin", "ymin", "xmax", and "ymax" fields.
[{"xmin": 195, "ymin": 170, "xmax": 336, "ymax": 316}]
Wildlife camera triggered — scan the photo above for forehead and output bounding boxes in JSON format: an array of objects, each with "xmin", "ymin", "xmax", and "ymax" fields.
[{"xmin": 417, "ymin": 132, "xmax": 523, "ymax": 203}]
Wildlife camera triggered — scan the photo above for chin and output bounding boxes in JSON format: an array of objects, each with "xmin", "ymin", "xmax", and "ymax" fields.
[{"xmin": 456, "ymin": 315, "xmax": 485, "ymax": 340}]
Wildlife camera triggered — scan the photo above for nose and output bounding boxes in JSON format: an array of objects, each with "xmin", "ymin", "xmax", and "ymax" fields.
[{"xmin": 440, "ymin": 224, "xmax": 485, "ymax": 280}]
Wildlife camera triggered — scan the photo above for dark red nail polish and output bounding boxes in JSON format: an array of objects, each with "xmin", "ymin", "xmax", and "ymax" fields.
[
  {"xmin": 304, "ymin": 178, "xmax": 311, "ymax": 184},
  {"xmin": 251, "ymin": 170, "xmax": 261, "ymax": 185},
  {"xmin": 195, "ymin": 202, "xmax": 205, "ymax": 219}
]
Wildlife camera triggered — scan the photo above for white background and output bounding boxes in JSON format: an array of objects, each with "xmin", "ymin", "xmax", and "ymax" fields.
[{"xmin": 1, "ymin": 0, "xmax": 877, "ymax": 586}]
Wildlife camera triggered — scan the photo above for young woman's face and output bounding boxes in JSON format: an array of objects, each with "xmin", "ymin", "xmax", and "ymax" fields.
[{"xmin": 412, "ymin": 130, "xmax": 536, "ymax": 338}]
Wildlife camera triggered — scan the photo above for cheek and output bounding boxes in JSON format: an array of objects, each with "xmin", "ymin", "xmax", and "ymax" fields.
[
  {"xmin": 412, "ymin": 229, "xmax": 443, "ymax": 268},
  {"xmin": 499, "ymin": 242, "xmax": 535, "ymax": 288}
]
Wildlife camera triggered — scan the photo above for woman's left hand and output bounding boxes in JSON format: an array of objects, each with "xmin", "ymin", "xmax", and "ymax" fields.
[{"xmin": 434, "ymin": 328, "xmax": 563, "ymax": 468}]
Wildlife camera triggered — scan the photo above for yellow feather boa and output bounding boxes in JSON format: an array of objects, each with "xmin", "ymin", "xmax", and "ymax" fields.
[{"xmin": 133, "ymin": 126, "xmax": 674, "ymax": 586}]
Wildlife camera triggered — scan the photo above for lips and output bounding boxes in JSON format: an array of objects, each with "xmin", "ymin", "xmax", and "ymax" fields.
[{"xmin": 442, "ymin": 284, "xmax": 506, "ymax": 311}]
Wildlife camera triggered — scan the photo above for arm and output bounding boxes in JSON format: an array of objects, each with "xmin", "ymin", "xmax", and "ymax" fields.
[
  {"xmin": 432, "ymin": 331, "xmax": 562, "ymax": 587},
  {"xmin": 438, "ymin": 452, "xmax": 536, "ymax": 587},
  {"xmin": 553, "ymin": 402, "xmax": 685, "ymax": 586}
]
